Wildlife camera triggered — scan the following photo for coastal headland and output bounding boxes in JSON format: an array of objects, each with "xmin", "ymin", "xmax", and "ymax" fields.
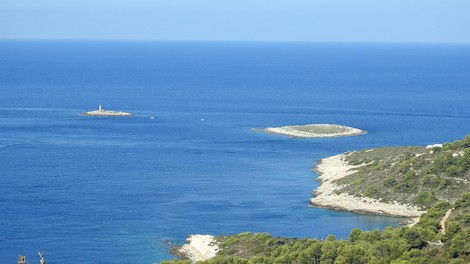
[
  {"xmin": 261, "ymin": 124, "xmax": 366, "ymax": 138},
  {"xmin": 164, "ymin": 136, "xmax": 470, "ymax": 263},
  {"xmin": 310, "ymin": 152, "xmax": 424, "ymax": 218},
  {"xmin": 82, "ymin": 105, "xmax": 135, "ymax": 116}
]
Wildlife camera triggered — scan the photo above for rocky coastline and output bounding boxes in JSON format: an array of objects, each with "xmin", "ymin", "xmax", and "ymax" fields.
[
  {"xmin": 310, "ymin": 153, "xmax": 424, "ymax": 219},
  {"xmin": 173, "ymin": 235, "xmax": 220, "ymax": 263}
]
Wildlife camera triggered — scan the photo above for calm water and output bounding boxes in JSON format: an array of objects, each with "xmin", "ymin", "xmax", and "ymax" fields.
[{"xmin": 1, "ymin": 41, "xmax": 470, "ymax": 263}]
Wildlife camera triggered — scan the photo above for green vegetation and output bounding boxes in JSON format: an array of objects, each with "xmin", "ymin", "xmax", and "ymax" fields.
[
  {"xmin": 162, "ymin": 136, "xmax": 470, "ymax": 264},
  {"xmin": 337, "ymin": 136, "xmax": 470, "ymax": 208},
  {"xmin": 289, "ymin": 125, "xmax": 350, "ymax": 135},
  {"xmin": 162, "ymin": 193, "xmax": 470, "ymax": 264}
]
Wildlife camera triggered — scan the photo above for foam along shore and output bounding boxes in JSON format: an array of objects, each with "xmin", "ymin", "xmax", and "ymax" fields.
[
  {"xmin": 176, "ymin": 235, "xmax": 220, "ymax": 262},
  {"xmin": 310, "ymin": 153, "xmax": 424, "ymax": 218},
  {"xmin": 82, "ymin": 105, "xmax": 135, "ymax": 116},
  {"xmin": 263, "ymin": 124, "xmax": 366, "ymax": 138}
]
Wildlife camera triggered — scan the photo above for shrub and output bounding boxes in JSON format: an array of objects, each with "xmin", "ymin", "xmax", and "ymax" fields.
[{"xmin": 412, "ymin": 191, "xmax": 437, "ymax": 207}]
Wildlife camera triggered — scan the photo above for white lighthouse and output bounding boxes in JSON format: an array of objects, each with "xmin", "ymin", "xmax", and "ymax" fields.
[{"xmin": 99, "ymin": 105, "xmax": 102, "ymax": 111}]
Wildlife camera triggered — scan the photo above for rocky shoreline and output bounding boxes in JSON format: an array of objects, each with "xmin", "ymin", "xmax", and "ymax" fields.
[
  {"xmin": 263, "ymin": 124, "xmax": 367, "ymax": 138},
  {"xmin": 174, "ymin": 235, "xmax": 220, "ymax": 263},
  {"xmin": 310, "ymin": 153, "xmax": 424, "ymax": 219},
  {"xmin": 168, "ymin": 152, "xmax": 426, "ymax": 262}
]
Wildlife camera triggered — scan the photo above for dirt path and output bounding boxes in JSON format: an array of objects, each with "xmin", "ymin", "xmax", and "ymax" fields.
[{"xmin": 440, "ymin": 209, "xmax": 453, "ymax": 234}]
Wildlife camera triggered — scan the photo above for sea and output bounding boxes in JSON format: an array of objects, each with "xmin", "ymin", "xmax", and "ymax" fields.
[{"xmin": 1, "ymin": 40, "xmax": 470, "ymax": 263}]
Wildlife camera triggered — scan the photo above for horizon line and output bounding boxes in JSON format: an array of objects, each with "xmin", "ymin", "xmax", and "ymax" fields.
[{"xmin": 1, "ymin": 37, "xmax": 469, "ymax": 45}]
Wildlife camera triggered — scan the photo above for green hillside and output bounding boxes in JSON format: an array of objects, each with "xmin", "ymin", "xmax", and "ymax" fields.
[{"xmin": 337, "ymin": 136, "xmax": 470, "ymax": 208}]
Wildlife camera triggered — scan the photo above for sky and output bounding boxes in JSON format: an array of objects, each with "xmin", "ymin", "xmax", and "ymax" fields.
[{"xmin": 1, "ymin": 0, "xmax": 469, "ymax": 43}]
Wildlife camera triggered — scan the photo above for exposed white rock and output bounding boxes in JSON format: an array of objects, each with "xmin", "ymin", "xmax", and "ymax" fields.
[{"xmin": 178, "ymin": 235, "xmax": 219, "ymax": 263}]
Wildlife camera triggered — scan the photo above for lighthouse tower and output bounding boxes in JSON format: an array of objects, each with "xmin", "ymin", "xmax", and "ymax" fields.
[{"xmin": 99, "ymin": 105, "xmax": 102, "ymax": 111}]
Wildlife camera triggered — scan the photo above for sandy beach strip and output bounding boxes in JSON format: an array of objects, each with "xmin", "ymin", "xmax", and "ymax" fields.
[
  {"xmin": 263, "ymin": 124, "xmax": 367, "ymax": 138},
  {"xmin": 310, "ymin": 153, "xmax": 424, "ymax": 218},
  {"xmin": 177, "ymin": 234, "xmax": 220, "ymax": 262}
]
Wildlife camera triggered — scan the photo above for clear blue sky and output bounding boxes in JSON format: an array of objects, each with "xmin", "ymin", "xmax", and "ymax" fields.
[{"xmin": 1, "ymin": 0, "xmax": 469, "ymax": 43}]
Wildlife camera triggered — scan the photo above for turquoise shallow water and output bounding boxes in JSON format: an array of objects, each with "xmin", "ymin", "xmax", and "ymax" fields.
[{"xmin": 1, "ymin": 41, "xmax": 470, "ymax": 263}]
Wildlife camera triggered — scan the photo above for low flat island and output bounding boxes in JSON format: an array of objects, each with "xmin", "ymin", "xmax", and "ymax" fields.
[
  {"xmin": 262, "ymin": 124, "xmax": 366, "ymax": 138},
  {"xmin": 82, "ymin": 105, "xmax": 135, "ymax": 116}
]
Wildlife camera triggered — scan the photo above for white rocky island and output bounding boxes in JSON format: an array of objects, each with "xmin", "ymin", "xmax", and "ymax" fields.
[
  {"xmin": 82, "ymin": 105, "xmax": 135, "ymax": 116},
  {"xmin": 262, "ymin": 124, "xmax": 366, "ymax": 138}
]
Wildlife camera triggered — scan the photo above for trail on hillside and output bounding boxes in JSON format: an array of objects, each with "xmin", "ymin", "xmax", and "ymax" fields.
[{"xmin": 440, "ymin": 209, "xmax": 453, "ymax": 234}]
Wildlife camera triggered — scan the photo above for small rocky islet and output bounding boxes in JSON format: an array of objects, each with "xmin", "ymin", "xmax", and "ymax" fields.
[
  {"xmin": 82, "ymin": 105, "xmax": 135, "ymax": 116},
  {"xmin": 261, "ymin": 124, "xmax": 367, "ymax": 138}
]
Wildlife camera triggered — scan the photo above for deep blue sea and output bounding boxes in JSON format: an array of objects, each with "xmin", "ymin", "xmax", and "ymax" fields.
[{"xmin": 1, "ymin": 40, "xmax": 470, "ymax": 263}]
